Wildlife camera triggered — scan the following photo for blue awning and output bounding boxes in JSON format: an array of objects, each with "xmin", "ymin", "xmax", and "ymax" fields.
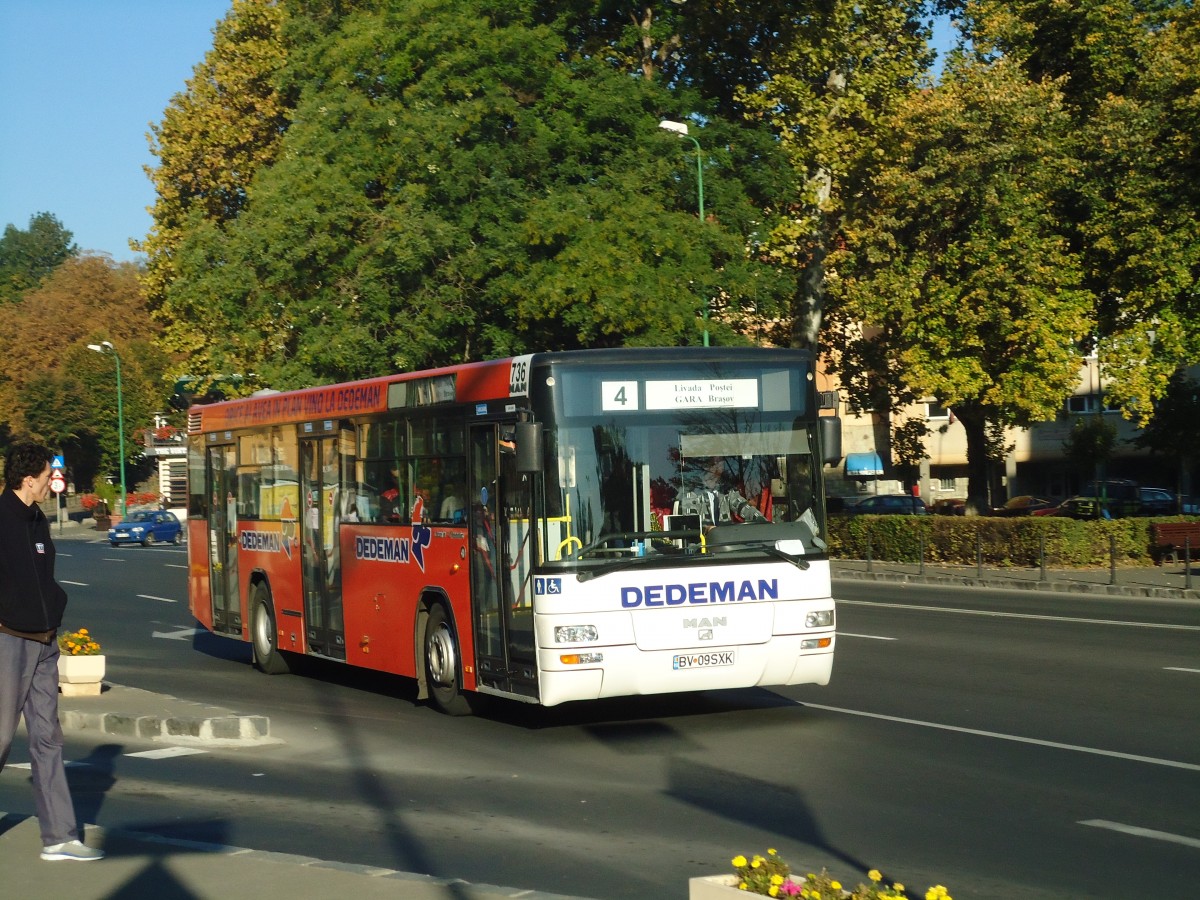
[{"xmin": 845, "ymin": 452, "xmax": 884, "ymax": 477}]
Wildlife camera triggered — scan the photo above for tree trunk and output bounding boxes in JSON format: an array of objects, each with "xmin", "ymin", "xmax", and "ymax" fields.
[{"xmin": 955, "ymin": 403, "xmax": 992, "ymax": 516}]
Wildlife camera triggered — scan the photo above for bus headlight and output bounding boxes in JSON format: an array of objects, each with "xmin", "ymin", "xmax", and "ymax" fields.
[
  {"xmin": 805, "ymin": 610, "xmax": 834, "ymax": 628},
  {"xmin": 554, "ymin": 625, "xmax": 599, "ymax": 643}
]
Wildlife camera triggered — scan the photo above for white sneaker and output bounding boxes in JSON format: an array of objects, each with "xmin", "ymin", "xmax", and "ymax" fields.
[{"xmin": 41, "ymin": 840, "xmax": 105, "ymax": 861}]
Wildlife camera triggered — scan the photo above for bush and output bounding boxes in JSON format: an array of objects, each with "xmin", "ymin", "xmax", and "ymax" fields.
[{"xmin": 827, "ymin": 513, "xmax": 1189, "ymax": 568}]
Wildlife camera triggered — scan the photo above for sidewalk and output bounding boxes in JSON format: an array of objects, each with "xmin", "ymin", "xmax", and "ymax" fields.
[
  {"xmin": 6, "ymin": 684, "xmax": 596, "ymax": 900},
  {"xmin": 5, "ymin": 676, "xmax": 596, "ymax": 899},
  {"xmin": 0, "ymin": 814, "xmax": 590, "ymax": 899}
]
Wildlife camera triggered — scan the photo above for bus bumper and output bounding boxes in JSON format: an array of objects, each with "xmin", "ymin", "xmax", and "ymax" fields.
[{"xmin": 536, "ymin": 634, "xmax": 834, "ymax": 707}]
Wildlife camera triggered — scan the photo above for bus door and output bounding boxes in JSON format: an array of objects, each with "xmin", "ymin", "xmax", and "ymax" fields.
[
  {"xmin": 469, "ymin": 423, "xmax": 537, "ymax": 699},
  {"xmin": 299, "ymin": 425, "xmax": 353, "ymax": 660},
  {"xmin": 207, "ymin": 444, "xmax": 241, "ymax": 636}
]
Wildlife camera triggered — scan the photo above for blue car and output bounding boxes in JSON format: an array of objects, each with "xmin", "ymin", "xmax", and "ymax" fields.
[{"xmin": 108, "ymin": 510, "xmax": 182, "ymax": 546}]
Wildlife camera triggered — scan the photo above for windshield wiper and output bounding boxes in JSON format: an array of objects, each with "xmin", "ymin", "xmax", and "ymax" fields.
[{"xmin": 702, "ymin": 536, "xmax": 812, "ymax": 571}]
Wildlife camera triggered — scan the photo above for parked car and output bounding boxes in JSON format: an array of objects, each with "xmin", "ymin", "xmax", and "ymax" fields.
[
  {"xmin": 990, "ymin": 495, "xmax": 1056, "ymax": 517},
  {"xmin": 845, "ymin": 494, "xmax": 928, "ymax": 515},
  {"xmin": 930, "ymin": 498, "xmax": 966, "ymax": 516},
  {"xmin": 1138, "ymin": 487, "xmax": 1177, "ymax": 516},
  {"xmin": 108, "ymin": 509, "xmax": 182, "ymax": 546},
  {"xmin": 1036, "ymin": 496, "xmax": 1116, "ymax": 520},
  {"xmin": 1082, "ymin": 479, "xmax": 1141, "ymax": 517}
]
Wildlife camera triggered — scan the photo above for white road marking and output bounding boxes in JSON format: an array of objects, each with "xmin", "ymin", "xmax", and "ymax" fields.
[
  {"xmin": 153, "ymin": 627, "xmax": 205, "ymax": 641},
  {"xmin": 9, "ymin": 761, "xmax": 92, "ymax": 770},
  {"xmin": 1079, "ymin": 819, "xmax": 1200, "ymax": 850},
  {"xmin": 837, "ymin": 632, "xmax": 897, "ymax": 641},
  {"xmin": 138, "ymin": 594, "xmax": 177, "ymax": 603},
  {"xmin": 837, "ymin": 598, "xmax": 1200, "ymax": 631},
  {"xmin": 126, "ymin": 747, "xmax": 208, "ymax": 760},
  {"xmin": 60, "ymin": 580, "xmax": 88, "ymax": 586},
  {"xmin": 166, "ymin": 564, "xmax": 188, "ymax": 569},
  {"xmin": 102, "ymin": 557, "xmax": 126, "ymax": 562},
  {"xmin": 798, "ymin": 702, "xmax": 1200, "ymax": 772},
  {"xmin": 9, "ymin": 748, "xmax": 210, "ymax": 768},
  {"xmin": 1165, "ymin": 667, "xmax": 1200, "ymax": 674}
]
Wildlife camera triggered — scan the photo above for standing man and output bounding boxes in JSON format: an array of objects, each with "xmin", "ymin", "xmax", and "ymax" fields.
[{"xmin": 0, "ymin": 442, "xmax": 104, "ymax": 861}]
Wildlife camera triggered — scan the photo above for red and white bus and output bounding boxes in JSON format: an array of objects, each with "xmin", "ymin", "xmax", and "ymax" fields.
[{"xmin": 186, "ymin": 347, "xmax": 839, "ymax": 713}]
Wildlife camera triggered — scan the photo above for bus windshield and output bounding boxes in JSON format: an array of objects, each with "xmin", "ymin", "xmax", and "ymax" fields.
[{"xmin": 542, "ymin": 414, "xmax": 826, "ymax": 565}]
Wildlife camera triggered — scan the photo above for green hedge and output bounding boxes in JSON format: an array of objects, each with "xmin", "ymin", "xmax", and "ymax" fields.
[{"xmin": 826, "ymin": 515, "xmax": 1198, "ymax": 568}]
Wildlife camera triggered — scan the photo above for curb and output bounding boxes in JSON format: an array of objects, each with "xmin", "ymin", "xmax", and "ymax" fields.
[
  {"xmin": 57, "ymin": 684, "xmax": 279, "ymax": 747},
  {"xmin": 60, "ymin": 706, "xmax": 276, "ymax": 746}
]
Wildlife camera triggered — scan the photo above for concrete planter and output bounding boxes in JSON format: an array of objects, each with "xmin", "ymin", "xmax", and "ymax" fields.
[{"xmin": 58, "ymin": 654, "xmax": 105, "ymax": 696}]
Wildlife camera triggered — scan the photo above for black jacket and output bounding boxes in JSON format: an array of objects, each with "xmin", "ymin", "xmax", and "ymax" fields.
[{"xmin": 0, "ymin": 488, "xmax": 68, "ymax": 633}]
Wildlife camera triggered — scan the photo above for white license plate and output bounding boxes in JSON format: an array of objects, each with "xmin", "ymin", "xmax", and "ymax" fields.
[{"xmin": 673, "ymin": 650, "xmax": 735, "ymax": 670}]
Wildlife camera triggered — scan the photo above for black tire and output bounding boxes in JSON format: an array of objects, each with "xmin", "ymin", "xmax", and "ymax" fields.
[
  {"xmin": 251, "ymin": 584, "xmax": 291, "ymax": 674},
  {"xmin": 143, "ymin": 532, "xmax": 155, "ymax": 546},
  {"xmin": 423, "ymin": 603, "xmax": 476, "ymax": 716},
  {"xmin": 172, "ymin": 530, "xmax": 181, "ymax": 545}
]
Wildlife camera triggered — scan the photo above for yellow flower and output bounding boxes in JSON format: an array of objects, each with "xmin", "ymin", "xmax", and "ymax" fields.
[
  {"xmin": 769, "ymin": 889, "xmax": 779, "ymax": 898},
  {"xmin": 771, "ymin": 874, "xmax": 784, "ymax": 885},
  {"xmin": 894, "ymin": 884, "xmax": 905, "ymax": 894},
  {"xmin": 768, "ymin": 848, "xmax": 777, "ymax": 856},
  {"xmin": 869, "ymin": 870, "xmax": 882, "ymax": 883},
  {"xmin": 751, "ymin": 858, "xmax": 762, "ymax": 868},
  {"xmin": 831, "ymin": 882, "xmax": 841, "ymax": 891},
  {"xmin": 738, "ymin": 885, "xmax": 748, "ymax": 891},
  {"xmin": 732, "ymin": 856, "xmax": 748, "ymax": 868}
]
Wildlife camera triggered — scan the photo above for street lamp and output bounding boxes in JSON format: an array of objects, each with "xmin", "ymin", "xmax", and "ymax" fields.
[
  {"xmin": 659, "ymin": 118, "xmax": 709, "ymax": 346},
  {"xmin": 87, "ymin": 340, "xmax": 127, "ymax": 516}
]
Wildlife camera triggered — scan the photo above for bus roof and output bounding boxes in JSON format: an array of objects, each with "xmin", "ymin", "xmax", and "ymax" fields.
[{"xmin": 187, "ymin": 347, "xmax": 813, "ymax": 434}]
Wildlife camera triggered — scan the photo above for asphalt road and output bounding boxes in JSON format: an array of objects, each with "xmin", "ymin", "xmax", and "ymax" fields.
[{"xmin": 2, "ymin": 538, "xmax": 1196, "ymax": 899}]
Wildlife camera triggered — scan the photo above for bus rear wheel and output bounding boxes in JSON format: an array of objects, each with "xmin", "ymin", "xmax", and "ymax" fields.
[
  {"xmin": 424, "ymin": 603, "xmax": 475, "ymax": 716},
  {"xmin": 251, "ymin": 585, "xmax": 291, "ymax": 674}
]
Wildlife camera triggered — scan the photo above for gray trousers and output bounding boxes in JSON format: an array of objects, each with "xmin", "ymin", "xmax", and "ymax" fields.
[{"xmin": 0, "ymin": 631, "xmax": 78, "ymax": 845}]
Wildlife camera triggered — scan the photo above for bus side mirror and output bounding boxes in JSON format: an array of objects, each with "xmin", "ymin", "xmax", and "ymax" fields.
[
  {"xmin": 515, "ymin": 421, "xmax": 543, "ymax": 473},
  {"xmin": 819, "ymin": 416, "xmax": 842, "ymax": 466}
]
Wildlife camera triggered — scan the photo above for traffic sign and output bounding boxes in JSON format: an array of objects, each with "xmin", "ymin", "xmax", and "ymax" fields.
[
  {"xmin": 51, "ymin": 455, "xmax": 65, "ymax": 470},
  {"xmin": 50, "ymin": 473, "xmax": 66, "ymax": 494}
]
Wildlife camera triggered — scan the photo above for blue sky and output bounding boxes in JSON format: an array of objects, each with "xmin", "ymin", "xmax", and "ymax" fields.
[
  {"xmin": 0, "ymin": 1, "xmax": 232, "ymax": 262},
  {"xmin": 1, "ymin": 3, "xmax": 955, "ymax": 265}
]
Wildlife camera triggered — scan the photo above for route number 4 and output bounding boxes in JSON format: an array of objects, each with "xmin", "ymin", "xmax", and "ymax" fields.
[{"xmin": 602, "ymin": 381, "xmax": 639, "ymax": 411}]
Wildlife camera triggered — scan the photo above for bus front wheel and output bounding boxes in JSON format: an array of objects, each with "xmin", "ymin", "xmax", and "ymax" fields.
[
  {"xmin": 423, "ymin": 603, "xmax": 475, "ymax": 716},
  {"xmin": 251, "ymin": 585, "xmax": 291, "ymax": 675}
]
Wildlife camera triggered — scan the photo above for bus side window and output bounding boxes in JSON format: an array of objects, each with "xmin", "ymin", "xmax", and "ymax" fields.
[{"xmin": 364, "ymin": 458, "xmax": 405, "ymax": 523}]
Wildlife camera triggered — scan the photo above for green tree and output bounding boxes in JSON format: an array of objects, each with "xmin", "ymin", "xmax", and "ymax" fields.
[
  {"xmin": 1076, "ymin": 6, "xmax": 1200, "ymax": 418},
  {"xmin": 952, "ymin": 0, "xmax": 1200, "ymax": 419},
  {"xmin": 1133, "ymin": 371, "xmax": 1200, "ymax": 497},
  {"xmin": 1062, "ymin": 415, "xmax": 1118, "ymax": 492},
  {"xmin": 151, "ymin": 0, "xmax": 803, "ymax": 389},
  {"xmin": 828, "ymin": 58, "xmax": 1094, "ymax": 512},
  {"xmin": 0, "ymin": 255, "xmax": 165, "ymax": 490},
  {"xmin": 733, "ymin": 0, "xmax": 933, "ymax": 347},
  {"xmin": 0, "ymin": 212, "xmax": 77, "ymax": 303},
  {"xmin": 136, "ymin": 0, "xmax": 289, "ymax": 312}
]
